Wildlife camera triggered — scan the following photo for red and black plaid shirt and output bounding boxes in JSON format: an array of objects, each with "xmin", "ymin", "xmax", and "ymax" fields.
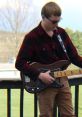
[{"xmin": 15, "ymin": 23, "xmax": 82, "ymax": 80}]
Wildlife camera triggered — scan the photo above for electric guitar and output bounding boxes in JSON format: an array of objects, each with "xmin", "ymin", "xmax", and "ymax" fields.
[{"xmin": 21, "ymin": 60, "xmax": 82, "ymax": 93}]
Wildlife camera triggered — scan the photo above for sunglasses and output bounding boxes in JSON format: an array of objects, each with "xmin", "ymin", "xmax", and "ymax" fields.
[{"xmin": 47, "ymin": 17, "xmax": 61, "ymax": 24}]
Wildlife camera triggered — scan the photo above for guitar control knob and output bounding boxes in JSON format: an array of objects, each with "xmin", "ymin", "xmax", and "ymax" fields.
[
  {"xmin": 37, "ymin": 87, "xmax": 39, "ymax": 90},
  {"xmin": 32, "ymin": 88, "xmax": 34, "ymax": 91}
]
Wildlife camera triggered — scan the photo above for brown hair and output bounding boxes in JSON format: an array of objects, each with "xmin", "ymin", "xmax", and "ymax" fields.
[{"xmin": 41, "ymin": 2, "xmax": 61, "ymax": 18}]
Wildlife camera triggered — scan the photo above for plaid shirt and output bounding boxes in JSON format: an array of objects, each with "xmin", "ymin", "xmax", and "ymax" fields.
[{"xmin": 15, "ymin": 23, "xmax": 82, "ymax": 80}]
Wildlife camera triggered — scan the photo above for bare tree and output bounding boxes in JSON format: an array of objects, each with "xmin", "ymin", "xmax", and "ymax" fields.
[
  {"xmin": 0, "ymin": 0, "xmax": 31, "ymax": 58},
  {"xmin": 0, "ymin": 0, "xmax": 57, "ymax": 62},
  {"xmin": 0, "ymin": 0, "xmax": 40, "ymax": 62},
  {"xmin": 0, "ymin": 0, "xmax": 30, "ymax": 31}
]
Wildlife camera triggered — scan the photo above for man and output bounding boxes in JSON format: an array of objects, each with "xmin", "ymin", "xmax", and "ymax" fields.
[{"xmin": 15, "ymin": 2, "xmax": 82, "ymax": 117}]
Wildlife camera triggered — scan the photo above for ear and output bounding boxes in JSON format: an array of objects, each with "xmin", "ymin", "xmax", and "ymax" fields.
[{"xmin": 41, "ymin": 14, "xmax": 45, "ymax": 19}]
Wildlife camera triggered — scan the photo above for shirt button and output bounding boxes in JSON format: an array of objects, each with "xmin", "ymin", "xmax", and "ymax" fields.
[
  {"xmin": 52, "ymin": 46, "xmax": 55, "ymax": 49},
  {"xmin": 42, "ymin": 48, "xmax": 46, "ymax": 51}
]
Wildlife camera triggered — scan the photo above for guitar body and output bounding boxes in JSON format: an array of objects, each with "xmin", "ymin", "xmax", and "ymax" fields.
[{"xmin": 21, "ymin": 60, "xmax": 71, "ymax": 93}]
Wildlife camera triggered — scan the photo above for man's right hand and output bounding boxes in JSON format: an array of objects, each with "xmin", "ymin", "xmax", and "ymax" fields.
[{"xmin": 38, "ymin": 70, "xmax": 55, "ymax": 85}]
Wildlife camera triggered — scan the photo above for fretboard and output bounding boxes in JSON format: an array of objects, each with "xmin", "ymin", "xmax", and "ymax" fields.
[{"xmin": 54, "ymin": 69, "xmax": 82, "ymax": 78}]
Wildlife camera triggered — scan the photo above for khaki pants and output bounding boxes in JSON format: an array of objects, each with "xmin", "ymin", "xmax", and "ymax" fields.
[{"xmin": 38, "ymin": 77, "xmax": 76, "ymax": 117}]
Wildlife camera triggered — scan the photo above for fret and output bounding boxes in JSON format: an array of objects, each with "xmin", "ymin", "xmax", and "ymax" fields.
[
  {"xmin": 64, "ymin": 70, "xmax": 71, "ymax": 76},
  {"xmin": 79, "ymin": 69, "xmax": 82, "ymax": 74},
  {"xmin": 71, "ymin": 71, "xmax": 73, "ymax": 75},
  {"xmin": 60, "ymin": 71, "xmax": 66, "ymax": 77},
  {"xmin": 71, "ymin": 69, "xmax": 80, "ymax": 75},
  {"xmin": 54, "ymin": 71, "xmax": 61, "ymax": 77},
  {"xmin": 54, "ymin": 72, "xmax": 58, "ymax": 77},
  {"xmin": 54, "ymin": 71, "xmax": 64, "ymax": 77}
]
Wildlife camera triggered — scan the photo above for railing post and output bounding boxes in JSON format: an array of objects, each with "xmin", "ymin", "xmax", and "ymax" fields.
[
  {"xmin": 75, "ymin": 85, "xmax": 79, "ymax": 117},
  {"xmin": 7, "ymin": 88, "xmax": 11, "ymax": 117},
  {"xmin": 20, "ymin": 87, "xmax": 24, "ymax": 117},
  {"xmin": 34, "ymin": 93, "xmax": 38, "ymax": 117}
]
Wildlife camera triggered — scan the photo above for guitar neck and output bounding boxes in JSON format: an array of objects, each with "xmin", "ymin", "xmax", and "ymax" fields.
[{"xmin": 54, "ymin": 69, "xmax": 82, "ymax": 78}]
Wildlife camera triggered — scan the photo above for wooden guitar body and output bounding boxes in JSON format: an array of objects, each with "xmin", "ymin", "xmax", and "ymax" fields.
[{"xmin": 21, "ymin": 60, "xmax": 71, "ymax": 93}]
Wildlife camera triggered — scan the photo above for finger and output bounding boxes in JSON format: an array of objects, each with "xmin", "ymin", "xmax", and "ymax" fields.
[
  {"xmin": 46, "ymin": 70, "xmax": 51, "ymax": 74},
  {"xmin": 50, "ymin": 77, "xmax": 55, "ymax": 81}
]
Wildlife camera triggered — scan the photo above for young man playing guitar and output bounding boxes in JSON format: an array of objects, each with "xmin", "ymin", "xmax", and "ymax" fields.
[{"xmin": 15, "ymin": 2, "xmax": 82, "ymax": 117}]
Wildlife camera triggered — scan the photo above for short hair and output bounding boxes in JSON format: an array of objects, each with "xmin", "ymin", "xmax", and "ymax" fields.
[{"xmin": 41, "ymin": 2, "xmax": 61, "ymax": 18}]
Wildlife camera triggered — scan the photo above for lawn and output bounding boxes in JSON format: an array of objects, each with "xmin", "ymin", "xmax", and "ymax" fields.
[
  {"xmin": 0, "ymin": 86, "xmax": 82, "ymax": 117},
  {"xmin": 0, "ymin": 89, "xmax": 34, "ymax": 117}
]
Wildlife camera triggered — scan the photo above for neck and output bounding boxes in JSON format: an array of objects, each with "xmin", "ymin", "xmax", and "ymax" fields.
[
  {"xmin": 41, "ymin": 21, "xmax": 54, "ymax": 37},
  {"xmin": 41, "ymin": 21, "xmax": 52, "ymax": 32},
  {"xmin": 41, "ymin": 22, "xmax": 53, "ymax": 37}
]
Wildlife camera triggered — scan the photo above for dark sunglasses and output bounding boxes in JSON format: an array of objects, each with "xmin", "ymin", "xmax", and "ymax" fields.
[
  {"xmin": 46, "ymin": 17, "xmax": 61, "ymax": 24},
  {"xmin": 47, "ymin": 17, "xmax": 61, "ymax": 24}
]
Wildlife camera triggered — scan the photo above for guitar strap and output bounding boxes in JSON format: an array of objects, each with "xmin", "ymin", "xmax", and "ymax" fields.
[{"xmin": 55, "ymin": 28, "xmax": 70, "ymax": 61}]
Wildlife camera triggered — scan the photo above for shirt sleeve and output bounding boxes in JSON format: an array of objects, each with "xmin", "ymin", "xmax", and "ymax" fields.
[
  {"xmin": 15, "ymin": 34, "xmax": 40, "ymax": 81},
  {"xmin": 64, "ymin": 30, "xmax": 82, "ymax": 68}
]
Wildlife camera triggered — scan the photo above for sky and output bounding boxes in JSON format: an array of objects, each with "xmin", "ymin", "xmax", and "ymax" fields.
[
  {"xmin": 58, "ymin": 0, "xmax": 82, "ymax": 31},
  {"xmin": 0, "ymin": 0, "xmax": 82, "ymax": 31}
]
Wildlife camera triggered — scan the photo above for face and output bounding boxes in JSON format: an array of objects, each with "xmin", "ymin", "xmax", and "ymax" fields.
[{"xmin": 44, "ymin": 15, "xmax": 61, "ymax": 30}]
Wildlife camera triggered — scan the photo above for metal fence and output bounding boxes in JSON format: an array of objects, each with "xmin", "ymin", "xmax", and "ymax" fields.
[{"xmin": 0, "ymin": 70, "xmax": 82, "ymax": 117}]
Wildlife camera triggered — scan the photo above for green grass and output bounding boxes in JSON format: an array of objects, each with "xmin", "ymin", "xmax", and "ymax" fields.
[
  {"xmin": 0, "ymin": 87, "xmax": 82, "ymax": 117},
  {"xmin": 0, "ymin": 89, "xmax": 34, "ymax": 117}
]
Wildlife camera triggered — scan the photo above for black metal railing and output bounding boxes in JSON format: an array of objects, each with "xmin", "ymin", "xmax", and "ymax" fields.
[{"xmin": 0, "ymin": 76, "xmax": 82, "ymax": 117}]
